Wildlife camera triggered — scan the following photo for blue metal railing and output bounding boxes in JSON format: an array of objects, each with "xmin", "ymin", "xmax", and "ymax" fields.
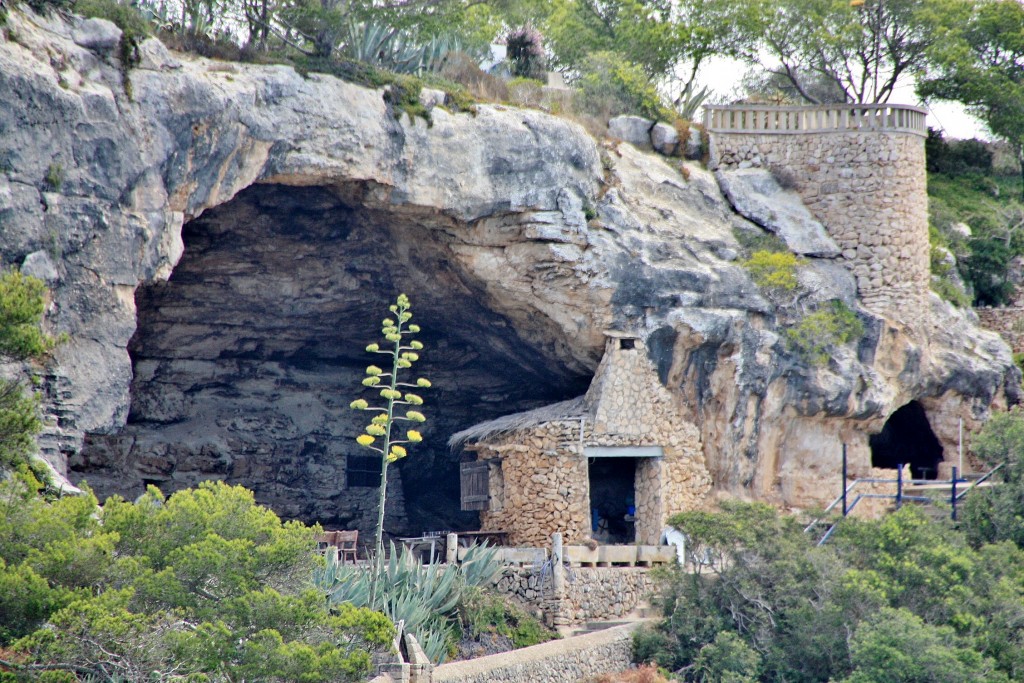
[{"xmin": 804, "ymin": 445, "xmax": 1003, "ymax": 546}]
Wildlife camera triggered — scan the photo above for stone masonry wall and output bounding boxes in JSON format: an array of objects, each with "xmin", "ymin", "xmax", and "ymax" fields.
[
  {"xmin": 495, "ymin": 566, "xmax": 653, "ymax": 624},
  {"xmin": 473, "ymin": 336, "xmax": 712, "ymax": 547},
  {"xmin": 976, "ymin": 308, "xmax": 1024, "ymax": 354},
  {"xmin": 432, "ymin": 622, "xmax": 638, "ymax": 683},
  {"xmin": 477, "ymin": 425, "xmax": 591, "ymax": 547},
  {"xmin": 476, "ymin": 417, "xmax": 710, "ymax": 547},
  {"xmin": 710, "ymin": 131, "xmax": 928, "ymax": 328},
  {"xmin": 586, "ymin": 337, "xmax": 712, "ymax": 544}
]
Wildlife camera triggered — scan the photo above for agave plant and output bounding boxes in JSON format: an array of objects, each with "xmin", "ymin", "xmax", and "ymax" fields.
[
  {"xmin": 674, "ymin": 82, "xmax": 712, "ymax": 120},
  {"xmin": 315, "ymin": 542, "xmax": 502, "ymax": 663},
  {"xmin": 337, "ymin": 20, "xmax": 475, "ymax": 75}
]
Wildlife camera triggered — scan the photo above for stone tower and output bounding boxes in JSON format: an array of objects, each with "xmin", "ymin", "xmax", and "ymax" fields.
[{"xmin": 705, "ymin": 104, "xmax": 929, "ymax": 328}]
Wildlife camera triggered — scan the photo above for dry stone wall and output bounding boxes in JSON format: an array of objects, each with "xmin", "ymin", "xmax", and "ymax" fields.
[
  {"xmin": 476, "ymin": 425, "xmax": 591, "ymax": 547},
  {"xmin": 495, "ymin": 566, "xmax": 653, "ymax": 624},
  {"xmin": 710, "ymin": 131, "xmax": 929, "ymax": 328},
  {"xmin": 432, "ymin": 622, "xmax": 638, "ymax": 683},
  {"xmin": 976, "ymin": 308, "xmax": 1024, "ymax": 354}
]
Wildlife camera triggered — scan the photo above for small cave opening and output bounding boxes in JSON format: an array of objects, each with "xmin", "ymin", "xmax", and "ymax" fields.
[
  {"xmin": 72, "ymin": 183, "xmax": 593, "ymax": 537},
  {"xmin": 869, "ymin": 401, "xmax": 944, "ymax": 480},
  {"xmin": 588, "ymin": 458, "xmax": 637, "ymax": 544}
]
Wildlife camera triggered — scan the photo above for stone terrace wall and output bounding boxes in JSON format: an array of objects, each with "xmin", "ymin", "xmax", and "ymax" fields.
[
  {"xmin": 495, "ymin": 566, "xmax": 653, "ymax": 624},
  {"xmin": 432, "ymin": 622, "xmax": 639, "ymax": 683},
  {"xmin": 976, "ymin": 308, "xmax": 1024, "ymax": 354},
  {"xmin": 709, "ymin": 127, "xmax": 928, "ymax": 328}
]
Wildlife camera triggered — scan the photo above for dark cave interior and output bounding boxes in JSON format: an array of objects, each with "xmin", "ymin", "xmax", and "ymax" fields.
[
  {"xmin": 869, "ymin": 401, "xmax": 944, "ymax": 480},
  {"xmin": 72, "ymin": 183, "xmax": 593, "ymax": 536}
]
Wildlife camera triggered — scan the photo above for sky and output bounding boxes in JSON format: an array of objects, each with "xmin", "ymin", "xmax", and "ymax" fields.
[{"xmin": 695, "ymin": 56, "xmax": 991, "ymax": 140}]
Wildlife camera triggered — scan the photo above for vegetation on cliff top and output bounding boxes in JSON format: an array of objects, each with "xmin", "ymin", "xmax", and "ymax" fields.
[
  {"xmin": 6, "ymin": 0, "xmax": 1019, "ymax": 154},
  {"xmin": 927, "ymin": 132, "xmax": 1024, "ymax": 306}
]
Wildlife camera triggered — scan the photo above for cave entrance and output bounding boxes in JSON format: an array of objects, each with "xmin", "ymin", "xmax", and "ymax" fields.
[
  {"xmin": 869, "ymin": 401, "xmax": 944, "ymax": 480},
  {"xmin": 71, "ymin": 183, "xmax": 593, "ymax": 537},
  {"xmin": 588, "ymin": 456, "xmax": 638, "ymax": 544}
]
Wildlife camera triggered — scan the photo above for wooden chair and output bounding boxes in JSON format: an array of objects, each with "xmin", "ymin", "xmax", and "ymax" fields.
[
  {"xmin": 336, "ymin": 530, "xmax": 359, "ymax": 564},
  {"xmin": 316, "ymin": 529, "xmax": 359, "ymax": 564}
]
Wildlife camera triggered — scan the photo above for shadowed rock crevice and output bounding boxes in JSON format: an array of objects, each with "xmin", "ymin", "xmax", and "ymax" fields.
[
  {"xmin": 71, "ymin": 183, "xmax": 592, "ymax": 534},
  {"xmin": 869, "ymin": 401, "xmax": 944, "ymax": 480}
]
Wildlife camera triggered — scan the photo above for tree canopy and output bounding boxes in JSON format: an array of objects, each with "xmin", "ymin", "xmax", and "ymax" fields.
[
  {"xmin": 747, "ymin": 0, "xmax": 969, "ymax": 104},
  {"xmin": 919, "ymin": 0, "xmax": 1024, "ymax": 198},
  {"xmin": 636, "ymin": 494, "xmax": 1024, "ymax": 682},
  {"xmin": 0, "ymin": 477, "xmax": 393, "ymax": 681}
]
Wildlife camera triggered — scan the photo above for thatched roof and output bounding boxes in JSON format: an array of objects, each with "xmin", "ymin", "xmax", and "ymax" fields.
[{"xmin": 448, "ymin": 396, "xmax": 589, "ymax": 449}]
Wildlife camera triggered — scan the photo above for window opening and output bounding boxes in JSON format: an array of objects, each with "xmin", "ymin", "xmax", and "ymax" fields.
[{"xmin": 347, "ymin": 455, "xmax": 381, "ymax": 488}]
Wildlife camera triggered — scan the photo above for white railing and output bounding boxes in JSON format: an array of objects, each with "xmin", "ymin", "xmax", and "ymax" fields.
[{"xmin": 704, "ymin": 104, "xmax": 927, "ymax": 136}]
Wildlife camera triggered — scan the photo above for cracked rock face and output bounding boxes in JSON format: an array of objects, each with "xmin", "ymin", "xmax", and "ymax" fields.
[{"xmin": 0, "ymin": 9, "xmax": 1018, "ymax": 532}]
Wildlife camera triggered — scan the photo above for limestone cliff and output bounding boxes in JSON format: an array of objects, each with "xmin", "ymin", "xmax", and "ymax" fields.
[{"xmin": 0, "ymin": 9, "xmax": 1018, "ymax": 533}]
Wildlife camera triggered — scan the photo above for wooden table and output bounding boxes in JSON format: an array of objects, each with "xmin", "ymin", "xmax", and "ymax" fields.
[{"xmin": 398, "ymin": 535, "xmax": 444, "ymax": 564}]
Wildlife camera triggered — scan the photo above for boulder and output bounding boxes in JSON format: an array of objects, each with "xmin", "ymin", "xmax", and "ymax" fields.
[
  {"xmin": 21, "ymin": 250, "xmax": 59, "ymax": 282},
  {"xmin": 608, "ymin": 115, "xmax": 653, "ymax": 149},
  {"xmin": 715, "ymin": 167, "xmax": 841, "ymax": 257},
  {"xmin": 72, "ymin": 17, "xmax": 122, "ymax": 53},
  {"xmin": 684, "ymin": 126, "xmax": 703, "ymax": 160},
  {"xmin": 650, "ymin": 122, "xmax": 679, "ymax": 156},
  {"xmin": 137, "ymin": 38, "xmax": 182, "ymax": 71},
  {"xmin": 419, "ymin": 87, "xmax": 446, "ymax": 109}
]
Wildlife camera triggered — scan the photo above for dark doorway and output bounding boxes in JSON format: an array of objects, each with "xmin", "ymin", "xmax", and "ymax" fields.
[
  {"xmin": 869, "ymin": 401, "xmax": 944, "ymax": 480},
  {"xmin": 588, "ymin": 458, "xmax": 637, "ymax": 543}
]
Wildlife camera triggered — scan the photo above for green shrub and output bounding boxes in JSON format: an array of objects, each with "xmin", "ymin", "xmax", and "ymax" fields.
[
  {"xmin": 732, "ymin": 227, "xmax": 788, "ymax": 256},
  {"xmin": 459, "ymin": 589, "xmax": 554, "ymax": 650},
  {"xmin": 785, "ymin": 300, "xmax": 864, "ymax": 366},
  {"xmin": 691, "ymin": 630, "xmax": 760, "ymax": 683},
  {"xmin": 0, "ymin": 559, "xmax": 73, "ymax": 644},
  {"xmin": 43, "ymin": 163, "xmax": 63, "ymax": 192},
  {"xmin": 510, "ymin": 612, "xmax": 552, "ymax": 649},
  {"xmin": 743, "ymin": 250, "xmax": 800, "ymax": 292},
  {"xmin": 644, "ymin": 503, "xmax": 1023, "ymax": 682},
  {"xmin": 22, "ymin": 0, "xmax": 72, "ymax": 15},
  {"xmin": 0, "ymin": 270, "xmax": 58, "ymax": 360},
  {"xmin": 0, "ymin": 382, "xmax": 41, "ymax": 472},
  {"xmin": 574, "ymin": 51, "xmax": 673, "ymax": 124},
  {"xmin": 931, "ymin": 277, "xmax": 972, "ymax": 308},
  {"xmin": 926, "ymin": 129, "xmax": 993, "ymax": 176},
  {"xmin": 1, "ymin": 480, "xmax": 392, "ymax": 680},
  {"xmin": 507, "ymin": 76, "xmax": 545, "ymax": 108}
]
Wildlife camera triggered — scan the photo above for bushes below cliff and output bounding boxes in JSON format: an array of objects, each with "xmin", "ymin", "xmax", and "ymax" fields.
[
  {"xmin": 637, "ymin": 500, "xmax": 1024, "ymax": 682},
  {"xmin": 0, "ymin": 270, "xmax": 61, "ymax": 480},
  {"xmin": 0, "ymin": 477, "xmax": 392, "ymax": 681}
]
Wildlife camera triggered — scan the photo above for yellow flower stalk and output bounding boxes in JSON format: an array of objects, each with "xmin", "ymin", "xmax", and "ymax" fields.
[{"xmin": 350, "ymin": 293, "xmax": 430, "ymax": 555}]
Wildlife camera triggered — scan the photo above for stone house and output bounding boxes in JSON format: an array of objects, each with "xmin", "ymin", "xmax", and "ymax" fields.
[{"xmin": 450, "ymin": 331, "xmax": 712, "ymax": 547}]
